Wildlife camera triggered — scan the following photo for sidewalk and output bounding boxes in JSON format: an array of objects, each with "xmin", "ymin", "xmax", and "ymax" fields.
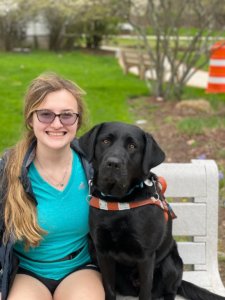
[
  {"xmin": 129, "ymin": 66, "xmax": 208, "ymax": 89},
  {"xmin": 123, "ymin": 55, "xmax": 208, "ymax": 89}
]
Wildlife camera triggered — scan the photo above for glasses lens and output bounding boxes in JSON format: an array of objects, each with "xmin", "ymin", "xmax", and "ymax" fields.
[
  {"xmin": 36, "ymin": 110, "xmax": 55, "ymax": 123},
  {"xmin": 60, "ymin": 113, "xmax": 77, "ymax": 125}
]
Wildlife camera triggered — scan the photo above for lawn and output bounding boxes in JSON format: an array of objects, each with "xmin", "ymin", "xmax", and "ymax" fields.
[
  {"xmin": 0, "ymin": 50, "xmax": 148, "ymax": 153},
  {"xmin": 1, "ymin": 49, "xmax": 225, "ymax": 154}
]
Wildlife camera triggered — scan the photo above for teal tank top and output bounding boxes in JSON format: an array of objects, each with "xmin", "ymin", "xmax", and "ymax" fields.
[{"xmin": 14, "ymin": 149, "xmax": 91, "ymax": 280}]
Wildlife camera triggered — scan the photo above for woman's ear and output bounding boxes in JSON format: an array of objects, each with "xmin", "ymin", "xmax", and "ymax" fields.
[{"xmin": 27, "ymin": 115, "xmax": 33, "ymax": 129}]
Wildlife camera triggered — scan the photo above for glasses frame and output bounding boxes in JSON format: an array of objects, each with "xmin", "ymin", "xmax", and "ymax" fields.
[{"xmin": 35, "ymin": 110, "xmax": 79, "ymax": 126}]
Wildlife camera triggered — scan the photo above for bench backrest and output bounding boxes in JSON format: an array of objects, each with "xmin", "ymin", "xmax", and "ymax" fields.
[
  {"xmin": 119, "ymin": 49, "xmax": 152, "ymax": 67},
  {"xmin": 153, "ymin": 159, "xmax": 225, "ymax": 294}
]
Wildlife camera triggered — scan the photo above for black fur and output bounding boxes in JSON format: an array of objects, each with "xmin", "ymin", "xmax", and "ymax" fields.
[{"xmin": 79, "ymin": 122, "xmax": 225, "ymax": 300}]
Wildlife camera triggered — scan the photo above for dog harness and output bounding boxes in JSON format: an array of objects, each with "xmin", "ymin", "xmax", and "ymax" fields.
[{"xmin": 89, "ymin": 176, "xmax": 176, "ymax": 222}]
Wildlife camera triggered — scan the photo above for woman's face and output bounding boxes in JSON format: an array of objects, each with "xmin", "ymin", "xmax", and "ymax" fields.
[{"xmin": 31, "ymin": 89, "xmax": 79, "ymax": 152}]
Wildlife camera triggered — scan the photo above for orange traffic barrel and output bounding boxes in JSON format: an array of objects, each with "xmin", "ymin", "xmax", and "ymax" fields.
[{"xmin": 207, "ymin": 41, "xmax": 225, "ymax": 93}]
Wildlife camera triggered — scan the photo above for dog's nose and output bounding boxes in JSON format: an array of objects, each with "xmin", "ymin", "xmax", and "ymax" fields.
[{"xmin": 106, "ymin": 157, "xmax": 121, "ymax": 169}]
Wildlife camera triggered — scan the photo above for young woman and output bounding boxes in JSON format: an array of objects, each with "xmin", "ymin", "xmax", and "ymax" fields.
[{"xmin": 0, "ymin": 73, "xmax": 104, "ymax": 300}]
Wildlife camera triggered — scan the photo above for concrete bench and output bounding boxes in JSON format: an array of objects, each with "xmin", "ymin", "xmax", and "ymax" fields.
[
  {"xmin": 117, "ymin": 159, "xmax": 225, "ymax": 299},
  {"xmin": 117, "ymin": 48, "xmax": 152, "ymax": 80}
]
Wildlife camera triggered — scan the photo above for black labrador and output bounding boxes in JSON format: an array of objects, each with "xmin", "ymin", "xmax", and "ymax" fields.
[{"xmin": 79, "ymin": 122, "xmax": 225, "ymax": 300}]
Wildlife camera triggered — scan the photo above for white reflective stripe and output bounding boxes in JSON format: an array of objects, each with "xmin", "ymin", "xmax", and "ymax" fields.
[
  {"xmin": 210, "ymin": 59, "xmax": 225, "ymax": 66},
  {"xmin": 118, "ymin": 202, "xmax": 130, "ymax": 210},
  {"xmin": 208, "ymin": 76, "xmax": 225, "ymax": 84},
  {"xmin": 99, "ymin": 199, "xmax": 108, "ymax": 210}
]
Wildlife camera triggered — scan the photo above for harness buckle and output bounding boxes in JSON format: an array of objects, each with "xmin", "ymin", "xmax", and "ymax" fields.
[
  {"xmin": 144, "ymin": 177, "xmax": 160, "ymax": 199},
  {"xmin": 152, "ymin": 178, "xmax": 160, "ymax": 200}
]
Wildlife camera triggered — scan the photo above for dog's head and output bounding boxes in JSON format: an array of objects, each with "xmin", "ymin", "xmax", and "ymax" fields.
[{"xmin": 79, "ymin": 122, "xmax": 165, "ymax": 198}]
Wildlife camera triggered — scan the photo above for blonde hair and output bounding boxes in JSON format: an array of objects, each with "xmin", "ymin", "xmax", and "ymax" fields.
[{"xmin": 4, "ymin": 72, "xmax": 86, "ymax": 248}]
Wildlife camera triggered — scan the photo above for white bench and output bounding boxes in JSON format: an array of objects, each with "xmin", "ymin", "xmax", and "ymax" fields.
[{"xmin": 117, "ymin": 159, "xmax": 225, "ymax": 299}]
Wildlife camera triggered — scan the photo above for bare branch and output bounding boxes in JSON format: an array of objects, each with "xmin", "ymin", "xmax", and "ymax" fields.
[{"xmin": 128, "ymin": 0, "xmax": 224, "ymax": 99}]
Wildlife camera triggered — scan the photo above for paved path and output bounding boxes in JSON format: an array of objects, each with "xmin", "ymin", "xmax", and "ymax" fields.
[
  {"xmin": 130, "ymin": 65, "xmax": 208, "ymax": 89},
  {"xmin": 183, "ymin": 70, "xmax": 208, "ymax": 88}
]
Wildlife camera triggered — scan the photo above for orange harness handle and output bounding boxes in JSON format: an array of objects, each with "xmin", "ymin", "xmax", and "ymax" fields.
[{"xmin": 157, "ymin": 176, "xmax": 167, "ymax": 195}]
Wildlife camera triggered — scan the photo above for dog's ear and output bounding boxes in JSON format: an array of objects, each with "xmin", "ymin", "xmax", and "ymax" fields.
[
  {"xmin": 142, "ymin": 132, "xmax": 165, "ymax": 176},
  {"xmin": 78, "ymin": 123, "xmax": 104, "ymax": 162}
]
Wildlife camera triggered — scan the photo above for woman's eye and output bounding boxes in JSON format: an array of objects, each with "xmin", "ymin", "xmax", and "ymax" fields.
[{"xmin": 41, "ymin": 112, "xmax": 52, "ymax": 117}]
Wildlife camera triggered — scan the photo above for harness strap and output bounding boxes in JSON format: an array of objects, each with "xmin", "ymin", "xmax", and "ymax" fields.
[
  {"xmin": 89, "ymin": 196, "xmax": 176, "ymax": 222},
  {"xmin": 89, "ymin": 176, "xmax": 176, "ymax": 221}
]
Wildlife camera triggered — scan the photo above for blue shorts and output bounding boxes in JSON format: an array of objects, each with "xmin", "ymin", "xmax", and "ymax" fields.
[{"xmin": 17, "ymin": 263, "xmax": 100, "ymax": 294}]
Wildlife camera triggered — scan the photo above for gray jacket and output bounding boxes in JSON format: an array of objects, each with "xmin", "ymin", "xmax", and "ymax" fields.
[{"xmin": 0, "ymin": 139, "xmax": 92, "ymax": 300}]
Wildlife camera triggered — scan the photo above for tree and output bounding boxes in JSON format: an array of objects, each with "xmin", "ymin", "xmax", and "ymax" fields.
[
  {"xmin": 35, "ymin": 0, "xmax": 125, "ymax": 51},
  {"xmin": 0, "ymin": 0, "xmax": 31, "ymax": 51},
  {"xmin": 32, "ymin": 0, "xmax": 82, "ymax": 51},
  {"xmin": 127, "ymin": 0, "xmax": 224, "ymax": 100},
  {"xmin": 76, "ymin": 0, "xmax": 126, "ymax": 49},
  {"xmin": 0, "ymin": 0, "xmax": 127, "ymax": 51},
  {"xmin": 30, "ymin": 0, "xmax": 124, "ymax": 51}
]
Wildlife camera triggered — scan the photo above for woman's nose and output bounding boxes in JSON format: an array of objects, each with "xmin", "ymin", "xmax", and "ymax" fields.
[{"xmin": 50, "ymin": 115, "xmax": 63, "ymax": 128}]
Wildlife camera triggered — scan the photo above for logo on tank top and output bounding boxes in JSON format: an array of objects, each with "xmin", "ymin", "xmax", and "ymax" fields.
[{"xmin": 79, "ymin": 182, "xmax": 86, "ymax": 190}]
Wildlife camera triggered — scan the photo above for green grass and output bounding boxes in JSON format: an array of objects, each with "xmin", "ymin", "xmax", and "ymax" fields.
[
  {"xmin": 1, "ymin": 50, "xmax": 225, "ymax": 152},
  {"xmin": 177, "ymin": 116, "xmax": 225, "ymax": 135},
  {"xmin": 0, "ymin": 50, "xmax": 148, "ymax": 153},
  {"xmin": 175, "ymin": 86, "xmax": 225, "ymax": 135}
]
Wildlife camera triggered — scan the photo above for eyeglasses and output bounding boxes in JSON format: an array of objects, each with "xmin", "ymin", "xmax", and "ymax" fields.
[{"xmin": 35, "ymin": 110, "xmax": 79, "ymax": 126}]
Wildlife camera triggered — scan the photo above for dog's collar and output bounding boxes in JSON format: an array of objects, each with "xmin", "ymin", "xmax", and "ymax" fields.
[
  {"xmin": 88, "ymin": 175, "xmax": 167, "ymax": 200},
  {"xmin": 89, "ymin": 195, "xmax": 176, "ymax": 221},
  {"xmin": 97, "ymin": 182, "xmax": 145, "ymax": 199}
]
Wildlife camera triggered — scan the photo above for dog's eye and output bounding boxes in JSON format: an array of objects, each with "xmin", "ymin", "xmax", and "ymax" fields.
[
  {"xmin": 102, "ymin": 139, "xmax": 111, "ymax": 144},
  {"xmin": 128, "ymin": 143, "xmax": 136, "ymax": 149}
]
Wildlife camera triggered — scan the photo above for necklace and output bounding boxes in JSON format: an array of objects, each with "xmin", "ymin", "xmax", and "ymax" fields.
[{"xmin": 35, "ymin": 152, "xmax": 72, "ymax": 188}]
